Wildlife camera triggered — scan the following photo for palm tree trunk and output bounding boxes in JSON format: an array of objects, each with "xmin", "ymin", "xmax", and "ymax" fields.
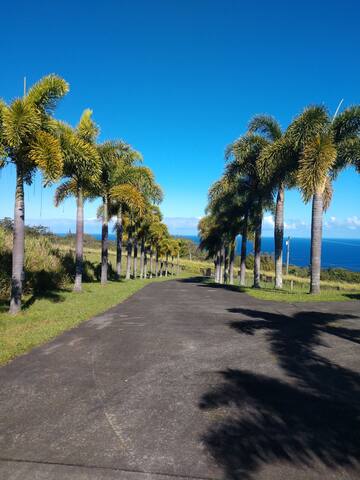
[
  {"xmin": 73, "ymin": 187, "xmax": 84, "ymax": 292},
  {"xmin": 229, "ymin": 240, "xmax": 235, "ymax": 285},
  {"xmin": 224, "ymin": 244, "xmax": 229, "ymax": 284},
  {"xmin": 253, "ymin": 214, "xmax": 262, "ymax": 288},
  {"xmin": 240, "ymin": 217, "xmax": 248, "ymax": 287},
  {"xmin": 219, "ymin": 245, "xmax": 224, "ymax": 284},
  {"xmin": 149, "ymin": 247, "xmax": 153, "ymax": 278},
  {"xmin": 116, "ymin": 205, "xmax": 123, "ymax": 279},
  {"xmin": 177, "ymin": 252, "xmax": 180, "ymax": 275},
  {"xmin": 310, "ymin": 192, "xmax": 323, "ymax": 294},
  {"xmin": 155, "ymin": 250, "xmax": 159, "ymax": 277},
  {"xmin": 101, "ymin": 195, "xmax": 108, "ymax": 285},
  {"xmin": 144, "ymin": 248, "xmax": 148, "ymax": 278},
  {"xmin": 9, "ymin": 164, "xmax": 25, "ymax": 314},
  {"xmin": 171, "ymin": 256, "xmax": 174, "ymax": 276},
  {"xmin": 139, "ymin": 238, "xmax": 145, "ymax": 278},
  {"xmin": 125, "ymin": 234, "xmax": 132, "ymax": 280},
  {"xmin": 165, "ymin": 254, "xmax": 169, "ymax": 276},
  {"xmin": 133, "ymin": 238, "xmax": 138, "ymax": 278},
  {"xmin": 274, "ymin": 184, "xmax": 284, "ymax": 289},
  {"xmin": 215, "ymin": 250, "xmax": 220, "ymax": 283}
]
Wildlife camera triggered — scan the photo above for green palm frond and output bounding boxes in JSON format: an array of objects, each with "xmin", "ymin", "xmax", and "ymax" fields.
[
  {"xmin": 110, "ymin": 184, "xmax": 145, "ymax": 214},
  {"xmin": 248, "ymin": 115, "xmax": 282, "ymax": 141},
  {"xmin": 29, "ymin": 131, "xmax": 63, "ymax": 182},
  {"xmin": 59, "ymin": 122, "xmax": 101, "ymax": 185},
  {"xmin": 26, "ymin": 74, "xmax": 69, "ymax": 114},
  {"xmin": 297, "ymin": 132, "xmax": 337, "ymax": 201},
  {"xmin": 257, "ymin": 137, "xmax": 296, "ymax": 185},
  {"xmin": 286, "ymin": 105, "xmax": 329, "ymax": 149},
  {"xmin": 333, "ymin": 137, "xmax": 360, "ymax": 175},
  {"xmin": 77, "ymin": 109, "xmax": 99, "ymax": 143},
  {"xmin": 208, "ymin": 176, "xmax": 231, "ymax": 203},
  {"xmin": 2, "ymin": 99, "xmax": 41, "ymax": 148},
  {"xmin": 54, "ymin": 179, "xmax": 78, "ymax": 206},
  {"xmin": 332, "ymin": 105, "xmax": 360, "ymax": 142}
]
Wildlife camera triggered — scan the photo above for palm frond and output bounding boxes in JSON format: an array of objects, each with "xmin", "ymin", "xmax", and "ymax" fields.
[
  {"xmin": 248, "ymin": 115, "xmax": 282, "ymax": 141},
  {"xmin": 29, "ymin": 131, "xmax": 63, "ymax": 182},
  {"xmin": 54, "ymin": 179, "xmax": 78, "ymax": 206},
  {"xmin": 77, "ymin": 109, "xmax": 99, "ymax": 143},
  {"xmin": 110, "ymin": 184, "xmax": 146, "ymax": 214},
  {"xmin": 59, "ymin": 124, "xmax": 101, "ymax": 184},
  {"xmin": 257, "ymin": 137, "xmax": 297, "ymax": 185},
  {"xmin": 332, "ymin": 105, "xmax": 360, "ymax": 142},
  {"xmin": 322, "ymin": 177, "xmax": 333, "ymax": 211},
  {"xmin": 286, "ymin": 105, "xmax": 329, "ymax": 149},
  {"xmin": 26, "ymin": 74, "xmax": 69, "ymax": 114},
  {"xmin": 2, "ymin": 99, "xmax": 41, "ymax": 148},
  {"xmin": 333, "ymin": 137, "xmax": 360, "ymax": 175},
  {"xmin": 297, "ymin": 132, "xmax": 337, "ymax": 200}
]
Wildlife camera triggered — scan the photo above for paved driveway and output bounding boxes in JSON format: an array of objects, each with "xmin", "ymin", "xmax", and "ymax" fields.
[{"xmin": 1, "ymin": 279, "xmax": 359, "ymax": 479}]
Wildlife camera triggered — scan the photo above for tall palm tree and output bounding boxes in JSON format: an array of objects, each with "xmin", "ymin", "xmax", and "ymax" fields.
[
  {"xmin": 94, "ymin": 141, "xmax": 137, "ymax": 284},
  {"xmin": 148, "ymin": 221, "xmax": 169, "ymax": 277},
  {"xmin": 226, "ymin": 134, "xmax": 273, "ymax": 288},
  {"xmin": 55, "ymin": 110, "xmax": 101, "ymax": 292},
  {"xmin": 287, "ymin": 105, "xmax": 360, "ymax": 293},
  {"xmin": 105, "ymin": 144, "xmax": 142, "ymax": 279},
  {"xmin": 0, "ymin": 75, "xmax": 69, "ymax": 313},
  {"xmin": 249, "ymin": 115, "xmax": 295, "ymax": 289},
  {"xmin": 110, "ymin": 183, "xmax": 145, "ymax": 280}
]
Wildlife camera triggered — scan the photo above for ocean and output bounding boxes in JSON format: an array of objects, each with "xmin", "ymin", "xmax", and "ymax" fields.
[{"xmin": 63, "ymin": 234, "xmax": 360, "ymax": 272}]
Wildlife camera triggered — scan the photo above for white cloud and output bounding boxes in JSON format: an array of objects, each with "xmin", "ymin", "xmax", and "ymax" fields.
[
  {"xmin": 324, "ymin": 215, "xmax": 360, "ymax": 231},
  {"xmin": 262, "ymin": 215, "xmax": 274, "ymax": 229},
  {"xmin": 347, "ymin": 216, "xmax": 360, "ymax": 228}
]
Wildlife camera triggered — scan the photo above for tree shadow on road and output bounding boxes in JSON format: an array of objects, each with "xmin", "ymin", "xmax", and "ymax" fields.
[{"xmin": 199, "ymin": 308, "xmax": 360, "ymax": 479}]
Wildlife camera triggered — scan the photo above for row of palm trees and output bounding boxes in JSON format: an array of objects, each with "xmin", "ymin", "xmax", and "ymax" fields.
[
  {"xmin": 199, "ymin": 105, "xmax": 360, "ymax": 294},
  {"xmin": 0, "ymin": 74, "xmax": 180, "ymax": 314}
]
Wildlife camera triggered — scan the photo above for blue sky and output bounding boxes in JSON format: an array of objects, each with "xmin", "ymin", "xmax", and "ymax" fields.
[{"xmin": 1, "ymin": 0, "xmax": 359, "ymax": 237}]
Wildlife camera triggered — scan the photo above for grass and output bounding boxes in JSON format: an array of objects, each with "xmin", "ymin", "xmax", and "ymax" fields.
[
  {"xmin": 0, "ymin": 275, "xmax": 180, "ymax": 366},
  {"xmin": 201, "ymin": 275, "xmax": 360, "ymax": 302},
  {"xmin": 246, "ymin": 285, "xmax": 359, "ymax": 302}
]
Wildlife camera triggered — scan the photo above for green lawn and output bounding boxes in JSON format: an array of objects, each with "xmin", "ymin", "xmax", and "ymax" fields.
[
  {"xmin": 200, "ymin": 277, "xmax": 359, "ymax": 302},
  {"xmin": 246, "ymin": 285, "xmax": 359, "ymax": 302},
  {"xmin": 0, "ymin": 276, "xmax": 172, "ymax": 366}
]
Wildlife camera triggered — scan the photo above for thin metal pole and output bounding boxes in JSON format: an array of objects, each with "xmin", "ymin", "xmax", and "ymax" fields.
[{"xmin": 332, "ymin": 99, "xmax": 344, "ymax": 121}]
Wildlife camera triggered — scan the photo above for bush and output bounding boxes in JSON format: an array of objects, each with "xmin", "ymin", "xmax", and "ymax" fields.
[
  {"xmin": 245, "ymin": 253, "xmax": 274, "ymax": 272},
  {"xmin": 0, "ymin": 227, "xmax": 71, "ymax": 298}
]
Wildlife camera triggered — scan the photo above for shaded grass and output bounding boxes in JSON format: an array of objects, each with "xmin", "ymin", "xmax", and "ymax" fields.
[{"xmin": 0, "ymin": 276, "xmax": 173, "ymax": 366}]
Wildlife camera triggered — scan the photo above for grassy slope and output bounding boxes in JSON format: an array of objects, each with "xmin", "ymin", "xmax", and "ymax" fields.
[{"xmin": 0, "ymin": 272, "xmax": 193, "ymax": 366}]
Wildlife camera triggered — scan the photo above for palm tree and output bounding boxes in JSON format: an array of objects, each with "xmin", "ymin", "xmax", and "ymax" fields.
[
  {"xmin": 249, "ymin": 115, "xmax": 294, "ymax": 289},
  {"xmin": 288, "ymin": 105, "xmax": 360, "ymax": 293},
  {"xmin": 55, "ymin": 110, "xmax": 101, "ymax": 292},
  {"xmin": 108, "ymin": 182, "xmax": 145, "ymax": 278},
  {"xmin": 0, "ymin": 75, "xmax": 69, "ymax": 313},
  {"xmin": 137, "ymin": 205, "xmax": 162, "ymax": 278},
  {"xmin": 110, "ymin": 183, "xmax": 145, "ymax": 280},
  {"xmin": 94, "ymin": 141, "xmax": 137, "ymax": 284},
  {"xmin": 226, "ymin": 134, "xmax": 273, "ymax": 288},
  {"xmin": 107, "ymin": 144, "xmax": 142, "ymax": 278},
  {"xmin": 148, "ymin": 221, "xmax": 169, "ymax": 277},
  {"xmin": 125, "ymin": 166, "xmax": 162, "ymax": 279}
]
